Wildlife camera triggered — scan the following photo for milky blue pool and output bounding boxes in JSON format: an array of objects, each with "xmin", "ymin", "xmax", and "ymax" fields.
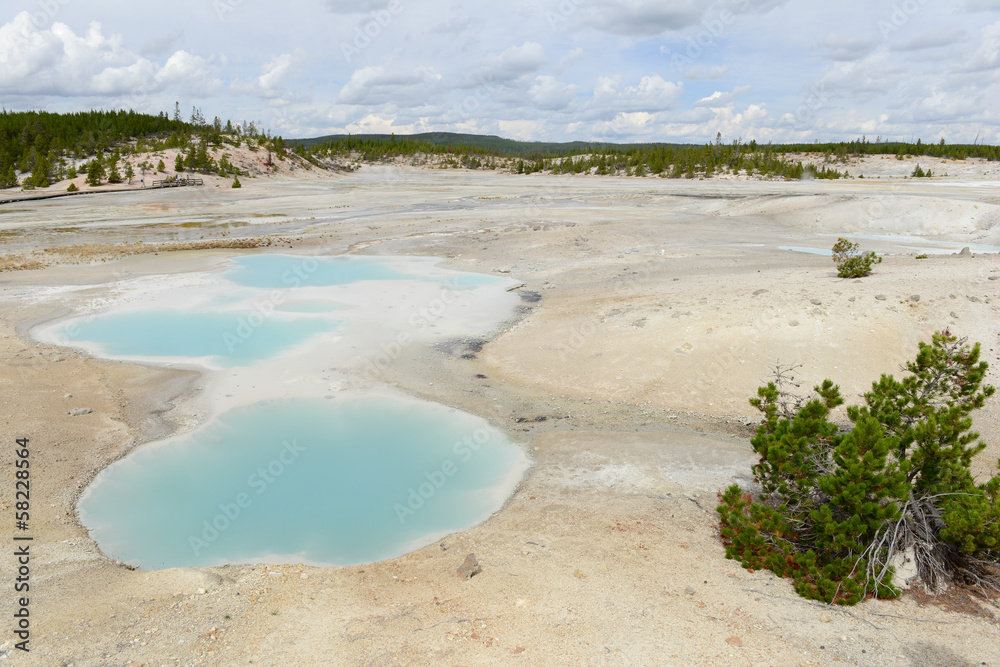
[
  {"xmin": 55, "ymin": 254, "xmax": 529, "ymax": 569},
  {"xmin": 79, "ymin": 397, "xmax": 525, "ymax": 569}
]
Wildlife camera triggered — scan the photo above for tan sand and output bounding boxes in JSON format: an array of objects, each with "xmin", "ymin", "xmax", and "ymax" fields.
[{"xmin": 1, "ymin": 164, "xmax": 999, "ymax": 665}]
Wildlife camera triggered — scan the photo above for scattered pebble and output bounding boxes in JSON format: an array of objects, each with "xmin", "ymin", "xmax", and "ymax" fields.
[
  {"xmin": 68, "ymin": 408, "xmax": 92, "ymax": 416},
  {"xmin": 909, "ymin": 295, "xmax": 920, "ymax": 302},
  {"xmin": 810, "ymin": 299, "xmax": 822, "ymax": 305},
  {"xmin": 457, "ymin": 553, "xmax": 482, "ymax": 580},
  {"xmin": 875, "ymin": 295, "xmax": 887, "ymax": 301},
  {"xmin": 725, "ymin": 636, "xmax": 743, "ymax": 647},
  {"xmin": 820, "ymin": 612, "xmax": 832, "ymax": 623},
  {"xmin": 685, "ymin": 586, "xmax": 696, "ymax": 596}
]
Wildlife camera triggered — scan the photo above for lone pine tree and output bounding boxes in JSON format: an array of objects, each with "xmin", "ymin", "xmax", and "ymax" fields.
[{"xmin": 718, "ymin": 331, "xmax": 1000, "ymax": 604}]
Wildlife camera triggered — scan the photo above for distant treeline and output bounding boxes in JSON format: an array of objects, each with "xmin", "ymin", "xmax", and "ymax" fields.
[
  {"xmin": 298, "ymin": 135, "xmax": 850, "ymax": 179},
  {"xmin": 0, "ymin": 108, "xmax": 293, "ymax": 189},
  {"xmin": 775, "ymin": 137, "xmax": 1000, "ymax": 162},
  {"xmin": 299, "ymin": 132, "xmax": 1000, "ymax": 179},
  {"xmin": 4, "ymin": 109, "xmax": 998, "ymax": 190}
]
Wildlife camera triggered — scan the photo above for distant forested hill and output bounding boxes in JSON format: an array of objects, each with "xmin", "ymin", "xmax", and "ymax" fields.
[{"xmin": 290, "ymin": 131, "xmax": 689, "ymax": 156}]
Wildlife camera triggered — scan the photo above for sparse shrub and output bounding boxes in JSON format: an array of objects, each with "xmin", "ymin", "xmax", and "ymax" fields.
[
  {"xmin": 717, "ymin": 332, "xmax": 1000, "ymax": 605},
  {"xmin": 832, "ymin": 238, "xmax": 881, "ymax": 278},
  {"xmin": 67, "ymin": 183, "xmax": 78, "ymax": 192},
  {"xmin": 232, "ymin": 175, "xmax": 241, "ymax": 189},
  {"xmin": 916, "ymin": 254, "xmax": 929, "ymax": 260}
]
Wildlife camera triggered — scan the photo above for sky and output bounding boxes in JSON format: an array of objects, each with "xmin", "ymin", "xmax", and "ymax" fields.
[{"xmin": 2, "ymin": 0, "xmax": 1000, "ymax": 144}]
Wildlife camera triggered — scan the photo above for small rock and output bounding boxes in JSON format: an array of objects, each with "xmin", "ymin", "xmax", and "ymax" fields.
[
  {"xmin": 968, "ymin": 296, "xmax": 981, "ymax": 303},
  {"xmin": 725, "ymin": 636, "xmax": 744, "ymax": 647},
  {"xmin": 52, "ymin": 355, "xmax": 64, "ymax": 362},
  {"xmin": 848, "ymin": 297, "xmax": 856, "ymax": 302},
  {"xmin": 951, "ymin": 312, "xmax": 960, "ymax": 319},
  {"xmin": 68, "ymin": 408, "xmax": 92, "ymax": 416},
  {"xmin": 820, "ymin": 612, "xmax": 832, "ymax": 623},
  {"xmin": 909, "ymin": 295, "xmax": 920, "ymax": 302},
  {"xmin": 573, "ymin": 570, "xmax": 588, "ymax": 579},
  {"xmin": 753, "ymin": 289, "xmax": 768, "ymax": 296},
  {"xmin": 957, "ymin": 247, "xmax": 972, "ymax": 257},
  {"xmin": 989, "ymin": 276, "xmax": 998, "ymax": 281},
  {"xmin": 875, "ymin": 295, "xmax": 887, "ymax": 301},
  {"xmin": 684, "ymin": 586, "xmax": 696, "ymax": 596},
  {"xmin": 457, "ymin": 554, "xmax": 481, "ymax": 580},
  {"xmin": 63, "ymin": 393, "xmax": 72, "ymax": 399},
  {"xmin": 810, "ymin": 299, "xmax": 822, "ymax": 305},
  {"xmin": 196, "ymin": 588, "xmax": 206, "ymax": 595},
  {"xmin": 789, "ymin": 320, "xmax": 800, "ymax": 327}
]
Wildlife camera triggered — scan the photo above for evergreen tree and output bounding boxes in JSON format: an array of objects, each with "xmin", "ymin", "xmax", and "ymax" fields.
[
  {"xmin": 124, "ymin": 162, "xmax": 134, "ymax": 184},
  {"xmin": 174, "ymin": 152, "xmax": 185, "ymax": 173},
  {"xmin": 106, "ymin": 151, "xmax": 122, "ymax": 184},
  {"xmin": 86, "ymin": 155, "xmax": 105, "ymax": 186},
  {"xmin": 718, "ymin": 332, "xmax": 1000, "ymax": 604}
]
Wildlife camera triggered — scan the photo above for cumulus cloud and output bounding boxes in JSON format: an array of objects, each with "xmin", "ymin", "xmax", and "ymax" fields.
[
  {"xmin": 527, "ymin": 76, "xmax": 579, "ymax": 110},
  {"xmin": 591, "ymin": 75, "xmax": 683, "ymax": 115},
  {"xmin": 891, "ymin": 29, "xmax": 967, "ymax": 52},
  {"xmin": 0, "ymin": 13, "xmax": 219, "ymax": 98},
  {"xmin": 820, "ymin": 32, "xmax": 883, "ymax": 61},
  {"xmin": 957, "ymin": 21, "xmax": 1000, "ymax": 70},
  {"xmin": 231, "ymin": 50, "xmax": 307, "ymax": 100},
  {"xmin": 683, "ymin": 64, "xmax": 729, "ymax": 80},
  {"xmin": 695, "ymin": 85, "xmax": 753, "ymax": 107},
  {"xmin": 470, "ymin": 42, "xmax": 547, "ymax": 85},
  {"xmin": 963, "ymin": 0, "xmax": 1000, "ymax": 11},
  {"xmin": 336, "ymin": 65, "xmax": 443, "ymax": 105},
  {"xmin": 581, "ymin": 0, "xmax": 706, "ymax": 37},
  {"xmin": 325, "ymin": 0, "xmax": 394, "ymax": 14}
]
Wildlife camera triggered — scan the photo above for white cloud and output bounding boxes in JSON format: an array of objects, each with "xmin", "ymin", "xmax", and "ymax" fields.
[
  {"xmin": 592, "ymin": 75, "xmax": 683, "ymax": 115},
  {"xmin": 964, "ymin": 0, "xmax": 1000, "ymax": 11},
  {"xmin": 527, "ymin": 76, "xmax": 579, "ymax": 110},
  {"xmin": 683, "ymin": 64, "xmax": 729, "ymax": 80},
  {"xmin": 231, "ymin": 50, "xmax": 307, "ymax": 100},
  {"xmin": 958, "ymin": 21, "xmax": 1000, "ymax": 71},
  {"xmin": 336, "ymin": 65, "xmax": 442, "ymax": 105},
  {"xmin": 325, "ymin": 0, "xmax": 394, "ymax": 14},
  {"xmin": 581, "ymin": 0, "xmax": 706, "ymax": 37},
  {"xmin": 0, "ymin": 13, "xmax": 219, "ymax": 98},
  {"xmin": 820, "ymin": 32, "xmax": 883, "ymax": 61},
  {"xmin": 556, "ymin": 47, "xmax": 586, "ymax": 73},
  {"xmin": 695, "ymin": 85, "xmax": 753, "ymax": 107},
  {"xmin": 470, "ymin": 42, "xmax": 547, "ymax": 84},
  {"xmin": 891, "ymin": 29, "xmax": 967, "ymax": 52}
]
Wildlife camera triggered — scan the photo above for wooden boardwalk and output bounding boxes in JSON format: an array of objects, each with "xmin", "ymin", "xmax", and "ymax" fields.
[{"xmin": 149, "ymin": 178, "xmax": 204, "ymax": 189}]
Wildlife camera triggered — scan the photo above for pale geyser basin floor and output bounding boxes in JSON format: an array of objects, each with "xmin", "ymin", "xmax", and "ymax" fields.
[
  {"xmin": 31, "ymin": 253, "xmax": 531, "ymax": 570},
  {"xmin": 3, "ymin": 170, "xmax": 1000, "ymax": 666}
]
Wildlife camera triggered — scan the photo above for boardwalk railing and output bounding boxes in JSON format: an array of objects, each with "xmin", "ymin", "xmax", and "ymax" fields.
[{"xmin": 149, "ymin": 178, "xmax": 204, "ymax": 189}]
